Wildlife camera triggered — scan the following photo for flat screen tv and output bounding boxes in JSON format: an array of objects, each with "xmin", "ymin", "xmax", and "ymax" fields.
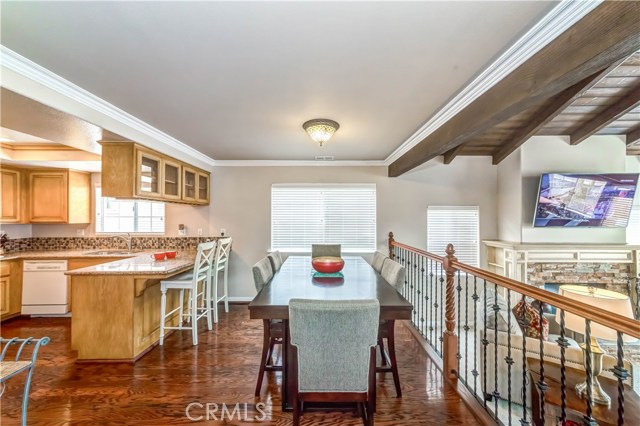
[{"xmin": 534, "ymin": 173, "xmax": 639, "ymax": 228}]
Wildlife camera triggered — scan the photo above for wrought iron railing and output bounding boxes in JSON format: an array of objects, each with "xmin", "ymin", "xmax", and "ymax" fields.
[{"xmin": 389, "ymin": 232, "xmax": 640, "ymax": 426}]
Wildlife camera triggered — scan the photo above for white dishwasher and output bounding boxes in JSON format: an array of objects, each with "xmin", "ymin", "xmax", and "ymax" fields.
[{"xmin": 22, "ymin": 260, "xmax": 69, "ymax": 315}]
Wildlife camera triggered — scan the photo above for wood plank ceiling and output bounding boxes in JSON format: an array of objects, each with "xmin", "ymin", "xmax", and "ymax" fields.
[
  {"xmin": 388, "ymin": 2, "xmax": 640, "ymax": 176},
  {"xmin": 459, "ymin": 52, "xmax": 640, "ymax": 164}
]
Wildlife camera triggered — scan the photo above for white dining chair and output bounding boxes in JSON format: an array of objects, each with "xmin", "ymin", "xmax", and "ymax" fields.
[
  {"xmin": 371, "ymin": 251, "xmax": 387, "ymax": 273},
  {"xmin": 159, "ymin": 240, "xmax": 216, "ymax": 346},
  {"xmin": 209, "ymin": 237, "xmax": 232, "ymax": 323}
]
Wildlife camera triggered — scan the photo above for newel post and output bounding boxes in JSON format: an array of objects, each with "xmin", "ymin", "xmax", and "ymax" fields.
[
  {"xmin": 443, "ymin": 243, "xmax": 458, "ymax": 379},
  {"xmin": 388, "ymin": 232, "xmax": 395, "ymax": 260}
]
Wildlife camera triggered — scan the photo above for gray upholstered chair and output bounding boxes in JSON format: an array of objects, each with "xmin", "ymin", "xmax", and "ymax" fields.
[
  {"xmin": 252, "ymin": 257, "xmax": 284, "ymax": 395},
  {"xmin": 377, "ymin": 258, "xmax": 406, "ymax": 397},
  {"xmin": 371, "ymin": 251, "xmax": 387, "ymax": 274},
  {"xmin": 289, "ymin": 299, "xmax": 379, "ymax": 426},
  {"xmin": 311, "ymin": 244, "xmax": 341, "ymax": 258},
  {"xmin": 267, "ymin": 251, "xmax": 283, "ymax": 272}
]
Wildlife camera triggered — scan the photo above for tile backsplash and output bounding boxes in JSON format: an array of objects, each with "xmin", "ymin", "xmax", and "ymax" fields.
[{"xmin": 2, "ymin": 236, "xmax": 221, "ymax": 253}]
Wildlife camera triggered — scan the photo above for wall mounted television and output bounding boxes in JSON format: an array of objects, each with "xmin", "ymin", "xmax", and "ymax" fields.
[{"xmin": 533, "ymin": 173, "xmax": 639, "ymax": 228}]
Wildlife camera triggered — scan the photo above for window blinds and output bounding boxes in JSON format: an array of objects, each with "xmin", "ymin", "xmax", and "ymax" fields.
[
  {"xmin": 427, "ymin": 206, "xmax": 480, "ymax": 267},
  {"xmin": 96, "ymin": 187, "xmax": 165, "ymax": 234},
  {"xmin": 271, "ymin": 184, "xmax": 376, "ymax": 252}
]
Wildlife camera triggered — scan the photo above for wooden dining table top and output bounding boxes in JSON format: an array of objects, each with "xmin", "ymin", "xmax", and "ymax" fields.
[{"xmin": 248, "ymin": 256, "xmax": 413, "ymax": 320}]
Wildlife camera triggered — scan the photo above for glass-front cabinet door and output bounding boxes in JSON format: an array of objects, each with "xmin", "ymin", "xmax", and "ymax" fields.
[
  {"xmin": 182, "ymin": 167, "xmax": 197, "ymax": 202},
  {"xmin": 197, "ymin": 172, "xmax": 209, "ymax": 204},
  {"xmin": 136, "ymin": 149, "xmax": 161, "ymax": 198},
  {"xmin": 162, "ymin": 160, "xmax": 181, "ymax": 200}
]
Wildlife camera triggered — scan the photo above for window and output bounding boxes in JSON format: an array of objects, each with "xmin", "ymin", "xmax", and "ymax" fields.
[
  {"xmin": 427, "ymin": 206, "xmax": 479, "ymax": 267},
  {"xmin": 95, "ymin": 187, "xmax": 165, "ymax": 234},
  {"xmin": 271, "ymin": 184, "xmax": 376, "ymax": 252}
]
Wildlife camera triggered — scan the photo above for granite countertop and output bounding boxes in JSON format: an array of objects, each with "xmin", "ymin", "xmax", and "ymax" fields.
[
  {"xmin": 66, "ymin": 252, "xmax": 197, "ymax": 276},
  {"xmin": 0, "ymin": 249, "xmax": 197, "ymax": 276}
]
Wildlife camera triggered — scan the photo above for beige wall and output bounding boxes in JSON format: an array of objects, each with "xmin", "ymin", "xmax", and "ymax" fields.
[{"xmin": 210, "ymin": 158, "xmax": 498, "ymax": 299}]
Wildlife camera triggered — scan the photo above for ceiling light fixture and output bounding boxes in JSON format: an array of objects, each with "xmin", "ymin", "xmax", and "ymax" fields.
[{"xmin": 303, "ymin": 119, "xmax": 340, "ymax": 147}]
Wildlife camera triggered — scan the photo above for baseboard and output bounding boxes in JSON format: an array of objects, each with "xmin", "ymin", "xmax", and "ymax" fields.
[{"xmin": 227, "ymin": 296, "xmax": 253, "ymax": 303}]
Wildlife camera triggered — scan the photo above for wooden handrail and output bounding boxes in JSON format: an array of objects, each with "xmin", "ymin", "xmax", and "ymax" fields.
[{"xmin": 389, "ymin": 237, "xmax": 640, "ymax": 339}]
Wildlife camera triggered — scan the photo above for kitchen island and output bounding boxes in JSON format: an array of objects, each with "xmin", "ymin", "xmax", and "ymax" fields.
[{"xmin": 66, "ymin": 253, "xmax": 197, "ymax": 363}]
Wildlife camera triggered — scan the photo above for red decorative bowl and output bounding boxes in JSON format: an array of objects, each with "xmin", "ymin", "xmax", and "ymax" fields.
[
  {"xmin": 165, "ymin": 250, "xmax": 177, "ymax": 259},
  {"xmin": 311, "ymin": 256, "xmax": 345, "ymax": 273}
]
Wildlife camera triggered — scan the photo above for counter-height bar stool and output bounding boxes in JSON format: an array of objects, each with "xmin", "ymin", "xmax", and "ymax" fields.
[
  {"xmin": 159, "ymin": 240, "xmax": 216, "ymax": 346},
  {"xmin": 311, "ymin": 244, "xmax": 341, "ymax": 258},
  {"xmin": 253, "ymin": 257, "xmax": 284, "ymax": 396},
  {"xmin": 267, "ymin": 250, "xmax": 283, "ymax": 272},
  {"xmin": 377, "ymin": 258, "xmax": 406, "ymax": 397},
  {"xmin": 289, "ymin": 299, "xmax": 379, "ymax": 426},
  {"xmin": 208, "ymin": 237, "xmax": 232, "ymax": 323},
  {"xmin": 371, "ymin": 251, "xmax": 387, "ymax": 274}
]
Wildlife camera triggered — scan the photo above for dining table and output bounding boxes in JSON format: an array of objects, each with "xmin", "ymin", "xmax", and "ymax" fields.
[{"xmin": 248, "ymin": 255, "xmax": 413, "ymax": 411}]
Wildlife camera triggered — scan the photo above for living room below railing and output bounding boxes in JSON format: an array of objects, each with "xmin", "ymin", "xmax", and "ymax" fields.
[{"xmin": 388, "ymin": 232, "xmax": 640, "ymax": 426}]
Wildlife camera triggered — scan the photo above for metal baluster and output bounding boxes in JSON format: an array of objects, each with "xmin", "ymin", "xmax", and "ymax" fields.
[
  {"xmin": 537, "ymin": 302, "xmax": 548, "ymax": 426},
  {"xmin": 613, "ymin": 331, "xmax": 629, "ymax": 426},
  {"xmin": 506, "ymin": 289, "xmax": 514, "ymax": 426},
  {"xmin": 493, "ymin": 282, "xmax": 500, "ymax": 419},
  {"xmin": 414, "ymin": 253, "xmax": 419, "ymax": 329},
  {"xmin": 429, "ymin": 258, "xmax": 434, "ymax": 348},
  {"xmin": 482, "ymin": 279, "xmax": 488, "ymax": 409},
  {"xmin": 472, "ymin": 275, "xmax": 479, "ymax": 397},
  {"xmin": 557, "ymin": 309, "xmax": 569, "ymax": 426},
  {"xmin": 520, "ymin": 301, "xmax": 530, "ymax": 426},
  {"xmin": 457, "ymin": 269, "xmax": 462, "ymax": 376},
  {"xmin": 421, "ymin": 256, "xmax": 426, "ymax": 338},
  {"xmin": 583, "ymin": 319, "xmax": 596, "ymax": 426},
  {"xmin": 464, "ymin": 272, "xmax": 470, "ymax": 386},
  {"xmin": 439, "ymin": 262, "xmax": 445, "ymax": 356}
]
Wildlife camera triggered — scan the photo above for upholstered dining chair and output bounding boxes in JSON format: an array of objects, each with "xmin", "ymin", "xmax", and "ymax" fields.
[
  {"xmin": 371, "ymin": 251, "xmax": 387, "ymax": 274},
  {"xmin": 311, "ymin": 244, "xmax": 341, "ymax": 258},
  {"xmin": 267, "ymin": 251, "xmax": 283, "ymax": 273},
  {"xmin": 377, "ymin": 258, "xmax": 406, "ymax": 397},
  {"xmin": 289, "ymin": 298, "xmax": 379, "ymax": 426},
  {"xmin": 252, "ymin": 257, "xmax": 284, "ymax": 396}
]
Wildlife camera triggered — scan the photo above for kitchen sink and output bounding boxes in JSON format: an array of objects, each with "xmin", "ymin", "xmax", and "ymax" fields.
[{"xmin": 85, "ymin": 250, "xmax": 138, "ymax": 256}]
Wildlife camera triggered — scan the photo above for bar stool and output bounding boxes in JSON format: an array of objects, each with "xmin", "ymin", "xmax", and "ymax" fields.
[
  {"xmin": 159, "ymin": 241, "xmax": 216, "ymax": 346},
  {"xmin": 209, "ymin": 237, "xmax": 232, "ymax": 323}
]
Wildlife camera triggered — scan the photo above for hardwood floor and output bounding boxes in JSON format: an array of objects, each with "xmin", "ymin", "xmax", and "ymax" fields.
[{"xmin": 1, "ymin": 306, "xmax": 482, "ymax": 425}]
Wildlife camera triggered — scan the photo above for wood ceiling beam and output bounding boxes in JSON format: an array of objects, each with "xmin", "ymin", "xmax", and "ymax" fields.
[
  {"xmin": 627, "ymin": 125, "xmax": 640, "ymax": 146},
  {"xmin": 491, "ymin": 59, "xmax": 628, "ymax": 165},
  {"xmin": 442, "ymin": 145, "xmax": 465, "ymax": 164},
  {"xmin": 570, "ymin": 83, "xmax": 640, "ymax": 145},
  {"xmin": 388, "ymin": 2, "xmax": 640, "ymax": 177}
]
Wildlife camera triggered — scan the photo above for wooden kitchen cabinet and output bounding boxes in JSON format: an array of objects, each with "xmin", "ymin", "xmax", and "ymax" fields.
[
  {"xmin": 29, "ymin": 169, "xmax": 91, "ymax": 223},
  {"xmin": 101, "ymin": 141, "xmax": 210, "ymax": 205},
  {"xmin": 0, "ymin": 260, "xmax": 23, "ymax": 322},
  {"xmin": 197, "ymin": 172, "xmax": 210, "ymax": 204},
  {"xmin": 0, "ymin": 168, "xmax": 22, "ymax": 223}
]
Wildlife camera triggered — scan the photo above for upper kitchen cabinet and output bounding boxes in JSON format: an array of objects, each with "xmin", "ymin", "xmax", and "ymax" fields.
[
  {"xmin": 29, "ymin": 169, "xmax": 91, "ymax": 223},
  {"xmin": 0, "ymin": 168, "xmax": 24, "ymax": 223},
  {"xmin": 100, "ymin": 142, "xmax": 210, "ymax": 205}
]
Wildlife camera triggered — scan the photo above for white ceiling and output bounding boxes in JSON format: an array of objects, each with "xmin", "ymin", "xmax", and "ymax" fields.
[{"xmin": 0, "ymin": 1, "xmax": 554, "ymax": 161}]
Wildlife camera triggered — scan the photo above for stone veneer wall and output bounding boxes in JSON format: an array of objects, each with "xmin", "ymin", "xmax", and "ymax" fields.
[
  {"xmin": 527, "ymin": 262, "xmax": 634, "ymax": 295},
  {"xmin": 1, "ymin": 236, "xmax": 219, "ymax": 253}
]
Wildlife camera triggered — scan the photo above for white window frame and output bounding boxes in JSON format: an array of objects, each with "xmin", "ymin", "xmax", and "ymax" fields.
[
  {"xmin": 271, "ymin": 183, "xmax": 377, "ymax": 253},
  {"xmin": 95, "ymin": 186, "xmax": 166, "ymax": 235},
  {"xmin": 427, "ymin": 206, "xmax": 480, "ymax": 267}
]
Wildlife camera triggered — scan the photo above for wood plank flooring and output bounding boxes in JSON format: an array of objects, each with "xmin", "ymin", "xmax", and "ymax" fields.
[{"xmin": 0, "ymin": 306, "xmax": 482, "ymax": 425}]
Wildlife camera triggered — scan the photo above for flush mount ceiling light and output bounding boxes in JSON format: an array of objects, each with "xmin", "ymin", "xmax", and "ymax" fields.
[{"xmin": 302, "ymin": 119, "xmax": 340, "ymax": 147}]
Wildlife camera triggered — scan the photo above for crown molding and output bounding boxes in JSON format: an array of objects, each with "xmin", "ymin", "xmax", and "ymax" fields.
[
  {"xmin": 1, "ymin": 45, "xmax": 215, "ymax": 167},
  {"xmin": 213, "ymin": 160, "xmax": 387, "ymax": 167},
  {"xmin": 383, "ymin": 0, "xmax": 603, "ymax": 166}
]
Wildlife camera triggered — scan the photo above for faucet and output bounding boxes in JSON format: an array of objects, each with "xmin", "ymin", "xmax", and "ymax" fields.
[{"xmin": 112, "ymin": 233, "xmax": 133, "ymax": 252}]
